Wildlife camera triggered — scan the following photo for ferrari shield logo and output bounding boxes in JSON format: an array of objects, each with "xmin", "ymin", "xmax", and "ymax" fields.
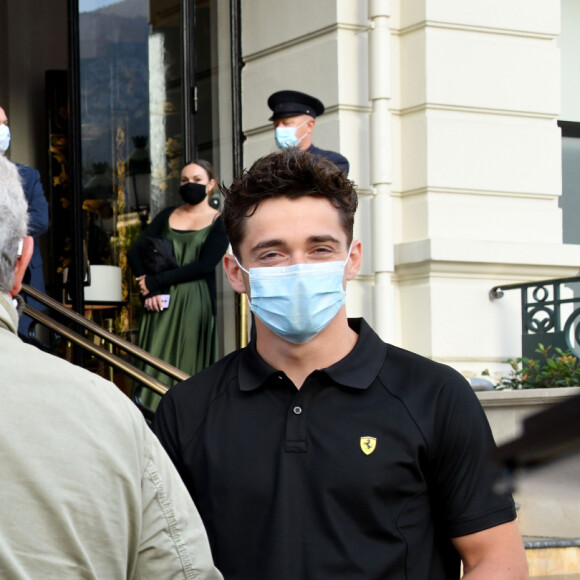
[{"xmin": 360, "ymin": 436, "xmax": 377, "ymax": 455}]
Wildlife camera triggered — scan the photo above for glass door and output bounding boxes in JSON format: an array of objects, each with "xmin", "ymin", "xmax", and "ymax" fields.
[
  {"xmin": 77, "ymin": 0, "xmax": 188, "ymax": 339},
  {"xmin": 69, "ymin": 0, "xmax": 235, "ymax": 352}
]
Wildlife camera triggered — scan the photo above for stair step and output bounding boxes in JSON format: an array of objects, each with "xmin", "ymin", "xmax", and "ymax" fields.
[{"xmin": 525, "ymin": 538, "xmax": 580, "ymax": 577}]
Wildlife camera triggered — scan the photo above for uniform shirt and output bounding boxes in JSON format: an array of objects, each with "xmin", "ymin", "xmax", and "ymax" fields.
[
  {"xmin": 0, "ymin": 293, "xmax": 223, "ymax": 580},
  {"xmin": 307, "ymin": 144, "xmax": 350, "ymax": 175},
  {"xmin": 154, "ymin": 318, "xmax": 516, "ymax": 580}
]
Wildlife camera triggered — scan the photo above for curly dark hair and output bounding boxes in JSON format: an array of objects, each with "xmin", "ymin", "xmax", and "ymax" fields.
[{"xmin": 221, "ymin": 147, "xmax": 357, "ymax": 256}]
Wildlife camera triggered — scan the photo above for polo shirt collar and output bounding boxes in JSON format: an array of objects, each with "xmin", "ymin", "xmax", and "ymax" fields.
[{"xmin": 238, "ymin": 318, "xmax": 387, "ymax": 392}]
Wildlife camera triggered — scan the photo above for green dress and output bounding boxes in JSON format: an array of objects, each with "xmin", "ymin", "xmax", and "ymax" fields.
[{"xmin": 138, "ymin": 223, "xmax": 217, "ymax": 409}]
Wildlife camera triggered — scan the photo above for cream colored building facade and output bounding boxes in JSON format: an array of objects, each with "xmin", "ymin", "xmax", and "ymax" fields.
[{"xmin": 240, "ymin": 0, "xmax": 580, "ymax": 378}]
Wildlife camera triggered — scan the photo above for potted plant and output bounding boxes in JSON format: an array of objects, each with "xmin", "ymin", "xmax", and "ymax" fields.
[{"xmin": 488, "ymin": 344, "xmax": 580, "ymax": 390}]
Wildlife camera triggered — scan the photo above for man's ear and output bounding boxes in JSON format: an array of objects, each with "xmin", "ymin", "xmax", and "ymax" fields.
[
  {"xmin": 346, "ymin": 239, "xmax": 362, "ymax": 281},
  {"xmin": 11, "ymin": 236, "xmax": 33, "ymax": 296},
  {"xmin": 223, "ymin": 253, "xmax": 248, "ymax": 294}
]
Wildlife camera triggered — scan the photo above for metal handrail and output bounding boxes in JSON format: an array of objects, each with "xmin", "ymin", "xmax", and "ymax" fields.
[
  {"xmin": 489, "ymin": 276, "xmax": 580, "ymax": 300},
  {"xmin": 21, "ymin": 284, "xmax": 189, "ymax": 383},
  {"xmin": 23, "ymin": 304, "xmax": 169, "ymax": 396}
]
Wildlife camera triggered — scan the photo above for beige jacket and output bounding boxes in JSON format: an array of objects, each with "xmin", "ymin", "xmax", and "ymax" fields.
[{"xmin": 0, "ymin": 293, "xmax": 222, "ymax": 579}]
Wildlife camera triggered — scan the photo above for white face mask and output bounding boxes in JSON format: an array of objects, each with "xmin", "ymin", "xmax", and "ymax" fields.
[
  {"xmin": 0, "ymin": 124, "xmax": 10, "ymax": 154},
  {"xmin": 236, "ymin": 246, "xmax": 352, "ymax": 344},
  {"xmin": 274, "ymin": 120, "xmax": 309, "ymax": 149}
]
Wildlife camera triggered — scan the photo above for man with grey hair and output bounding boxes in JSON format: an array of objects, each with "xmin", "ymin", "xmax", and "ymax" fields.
[{"xmin": 0, "ymin": 155, "xmax": 222, "ymax": 578}]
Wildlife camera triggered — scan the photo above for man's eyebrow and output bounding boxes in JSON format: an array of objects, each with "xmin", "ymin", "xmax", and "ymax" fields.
[
  {"xmin": 249, "ymin": 239, "xmax": 286, "ymax": 254},
  {"xmin": 308, "ymin": 235, "xmax": 342, "ymax": 245},
  {"xmin": 249, "ymin": 235, "xmax": 342, "ymax": 255}
]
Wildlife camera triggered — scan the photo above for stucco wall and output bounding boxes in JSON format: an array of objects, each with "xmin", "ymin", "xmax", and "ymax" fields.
[{"xmin": 240, "ymin": 0, "xmax": 580, "ymax": 374}]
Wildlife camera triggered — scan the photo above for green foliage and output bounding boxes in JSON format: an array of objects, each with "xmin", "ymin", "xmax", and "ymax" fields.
[{"xmin": 496, "ymin": 344, "xmax": 580, "ymax": 390}]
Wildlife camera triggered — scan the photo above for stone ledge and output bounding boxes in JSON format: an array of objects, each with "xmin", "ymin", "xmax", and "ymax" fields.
[{"xmin": 477, "ymin": 386, "xmax": 580, "ymax": 407}]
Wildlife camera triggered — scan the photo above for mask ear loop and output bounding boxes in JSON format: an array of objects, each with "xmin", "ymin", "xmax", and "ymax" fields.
[
  {"xmin": 233, "ymin": 254, "xmax": 253, "ymax": 306},
  {"xmin": 233, "ymin": 254, "xmax": 249, "ymax": 275},
  {"xmin": 345, "ymin": 242, "xmax": 354, "ymax": 266}
]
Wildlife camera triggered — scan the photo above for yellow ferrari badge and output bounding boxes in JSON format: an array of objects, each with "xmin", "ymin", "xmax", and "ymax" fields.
[{"xmin": 360, "ymin": 436, "xmax": 377, "ymax": 455}]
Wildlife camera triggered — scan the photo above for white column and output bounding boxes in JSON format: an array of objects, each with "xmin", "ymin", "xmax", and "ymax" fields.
[{"xmin": 368, "ymin": 0, "xmax": 395, "ymax": 342}]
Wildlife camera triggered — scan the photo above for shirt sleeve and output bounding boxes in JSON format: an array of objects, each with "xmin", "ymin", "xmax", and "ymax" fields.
[
  {"xmin": 127, "ymin": 207, "xmax": 175, "ymax": 278},
  {"xmin": 24, "ymin": 168, "xmax": 49, "ymax": 239},
  {"xmin": 332, "ymin": 153, "xmax": 349, "ymax": 176},
  {"xmin": 135, "ymin": 426, "xmax": 223, "ymax": 579},
  {"xmin": 429, "ymin": 375, "xmax": 516, "ymax": 538}
]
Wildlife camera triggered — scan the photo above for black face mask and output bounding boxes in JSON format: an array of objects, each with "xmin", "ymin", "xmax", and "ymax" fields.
[{"xmin": 179, "ymin": 182, "xmax": 207, "ymax": 205}]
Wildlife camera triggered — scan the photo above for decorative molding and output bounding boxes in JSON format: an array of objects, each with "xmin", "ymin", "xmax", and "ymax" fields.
[
  {"xmin": 243, "ymin": 23, "xmax": 368, "ymax": 63},
  {"xmin": 435, "ymin": 355, "xmax": 514, "ymax": 364},
  {"xmin": 392, "ymin": 261, "xmax": 578, "ymax": 285},
  {"xmin": 396, "ymin": 103, "xmax": 557, "ymax": 121},
  {"xmin": 394, "ymin": 186, "xmax": 556, "ymax": 202},
  {"xmin": 393, "ymin": 240, "xmax": 580, "ymax": 279},
  {"xmin": 394, "ymin": 20, "xmax": 557, "ymax": 41}
]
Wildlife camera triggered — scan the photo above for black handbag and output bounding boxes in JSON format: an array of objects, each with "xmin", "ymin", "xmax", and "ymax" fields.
[{"xmin": 140, "ymin": 236, "xmax": 178, "ymax": 275}]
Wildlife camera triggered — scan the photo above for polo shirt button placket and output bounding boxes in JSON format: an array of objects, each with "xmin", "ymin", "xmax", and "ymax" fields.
[{"xmin": 285, "ymin": 396, "xmax": 307, "ymax": 453}]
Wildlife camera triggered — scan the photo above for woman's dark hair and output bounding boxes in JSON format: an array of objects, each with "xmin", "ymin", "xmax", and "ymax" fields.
[
  {"xmin": 184, "ymin": 159, "xmax": 216, "ymax": 182},
  {"xmin": 221, "ymin": 147, "xmax": 357, "ymax": 257}
]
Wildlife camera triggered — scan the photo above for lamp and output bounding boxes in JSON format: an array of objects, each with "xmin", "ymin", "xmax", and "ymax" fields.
[{"xmin": 126, "ymin": 135, "xmax": 151, "ymax": 229}]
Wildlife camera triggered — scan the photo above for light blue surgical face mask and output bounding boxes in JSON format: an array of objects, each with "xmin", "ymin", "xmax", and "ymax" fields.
[
  {"xmin": 236, "ymin": 248, "xmax": 351, "ymax": 344},
  {"xmin": 274, "ymin": 120, "xmax": 308, "ymax": 149},
  {"xmin": 0, "ymin": 124, "xmax": 10, "ymax": 154}
]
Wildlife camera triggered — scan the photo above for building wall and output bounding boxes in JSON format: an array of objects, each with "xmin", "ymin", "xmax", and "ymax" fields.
[
  {"xmin": 393, "ymin": 0, "xmax": 580, "ymax": 377},
  {"xmin": 561, "ymin": 0, "xmax": 580, "ymax": 122},
  {"xmin": 241, "ymin": 0, "xmax": 580, "ymax": 377},
  {"xmin": 240, "ymin": 0, "xmax": 375, "ymax": 322}
]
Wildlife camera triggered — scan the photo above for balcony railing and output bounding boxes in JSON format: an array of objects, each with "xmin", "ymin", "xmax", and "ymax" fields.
[{"xmin": 490, "ymin": 275, "xmax": 580, "ymax": 359}]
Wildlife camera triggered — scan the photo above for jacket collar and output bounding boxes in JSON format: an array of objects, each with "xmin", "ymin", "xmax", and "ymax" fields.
[{"xmin": 0, "ymin": 292, "xmax": 19, "ymax": 335}]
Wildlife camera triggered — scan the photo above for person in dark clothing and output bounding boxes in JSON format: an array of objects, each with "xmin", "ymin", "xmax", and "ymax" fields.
[
  {"xmin": 0, "ymin": 105, "xmax": 50, "ymax": 338},
  {"xmin": 128, "ymin": 160, "xmax": 228, "ymax": 408}
]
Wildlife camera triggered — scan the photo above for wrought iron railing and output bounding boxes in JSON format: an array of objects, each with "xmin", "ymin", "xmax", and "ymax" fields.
[{"xmin": 490, "ymin": 275, "xmax": 580, "ymax": 360}]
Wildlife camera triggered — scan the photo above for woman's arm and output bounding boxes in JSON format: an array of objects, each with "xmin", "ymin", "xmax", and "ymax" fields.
[
  {"xmin": 127, "ymin": 207, "xmax": 175, "ymax": 277},
  {"xmin": 144, "ymin": 216, "xmax": 228, "ymax": 296}
]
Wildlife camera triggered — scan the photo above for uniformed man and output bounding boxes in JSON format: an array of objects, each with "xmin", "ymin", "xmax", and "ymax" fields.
[{"xmin": 268, "ymin": 89, "xmax": 350, "ymax": 175}]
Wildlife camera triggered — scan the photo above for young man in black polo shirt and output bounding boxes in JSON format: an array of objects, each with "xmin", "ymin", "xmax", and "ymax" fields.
[{"xmin": 154, "ymin": 148, "xmax": 528, "ymax": 579}]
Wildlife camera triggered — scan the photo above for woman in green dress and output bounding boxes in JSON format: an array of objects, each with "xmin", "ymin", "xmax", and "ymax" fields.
[{"xmin": 128, "ymin": 160, "xmax": 229, "ymax": 409}]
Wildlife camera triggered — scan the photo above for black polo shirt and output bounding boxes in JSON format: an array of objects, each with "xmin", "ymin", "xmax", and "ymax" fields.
[{"xmin": 154, "ymin": 318, "xmax": 515, "ymax": 580}]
